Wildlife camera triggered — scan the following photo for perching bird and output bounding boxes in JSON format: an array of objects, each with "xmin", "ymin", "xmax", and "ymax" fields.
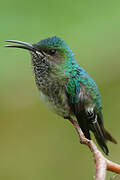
[{"xmin": 5, "ymin": 36, "xmax": 117, "ymax": 155}]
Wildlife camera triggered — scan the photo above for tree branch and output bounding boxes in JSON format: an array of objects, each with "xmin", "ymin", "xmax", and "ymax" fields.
[{"xmin": 67, "ymin": 117, "xmax": 120, "ymax": 180}]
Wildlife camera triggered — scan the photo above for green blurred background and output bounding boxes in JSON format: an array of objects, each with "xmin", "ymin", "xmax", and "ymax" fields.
[{"xmin": 1, "ymin": 0, "xmax": 120, "ymax": 179}]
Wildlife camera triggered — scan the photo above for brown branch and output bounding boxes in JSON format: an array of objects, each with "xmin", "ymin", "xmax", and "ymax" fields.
[
  {"xmin": 67, "ymin": 117, "xmax": 120, "ymax": 180},
  {"xmin": 107, "ymin": 160, "xmax": 120, "ymax": 174}
]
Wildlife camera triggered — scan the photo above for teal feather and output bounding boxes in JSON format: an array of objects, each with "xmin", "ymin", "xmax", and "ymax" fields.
[
  {"xmin": 37, "ymin": 36, "xmax": 74, "ymax": 57},
  {"xmin": 65, "ymin": 57, "xmax": 102, "ymax": 112}
]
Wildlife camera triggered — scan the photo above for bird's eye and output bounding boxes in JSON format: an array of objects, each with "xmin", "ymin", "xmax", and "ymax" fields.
[{"xmin": 49, "ymin": 49, "xmax": 56, "ymax": 56}]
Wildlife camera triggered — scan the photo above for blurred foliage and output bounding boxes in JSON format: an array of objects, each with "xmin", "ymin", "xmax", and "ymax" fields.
[
  {"xmin": 0, "ymin": 0, "xmax": 120, "ymax": 179},
  {"xmin": 111, "ymin": 175, "xmax": 120, "ymax": 180}
]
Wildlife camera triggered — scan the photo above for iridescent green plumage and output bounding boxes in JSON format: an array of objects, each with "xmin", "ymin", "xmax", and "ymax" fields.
[
  {"xmin": 37, "ymin": 37, "xmax": 102, "ymax": 111},
  {"xmin": 5, "ymin": 36, "xmax": 117, "ymax": 155}
]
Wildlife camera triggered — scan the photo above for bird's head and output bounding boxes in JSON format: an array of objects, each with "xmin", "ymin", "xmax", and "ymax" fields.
[{"xmin": 5, "ymin": 36, "xmax": 74, "ymax": 72}]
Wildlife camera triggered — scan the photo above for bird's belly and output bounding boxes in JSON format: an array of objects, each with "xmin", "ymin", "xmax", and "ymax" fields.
[{"xmin": 39, "ymin": 90, "xmax": 71, "ymax": 117}]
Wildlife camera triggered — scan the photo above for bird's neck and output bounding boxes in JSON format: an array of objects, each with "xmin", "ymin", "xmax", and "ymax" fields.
[{"xmin": 60, "ymin": 56, "xmax": 80, "ymax": 75}]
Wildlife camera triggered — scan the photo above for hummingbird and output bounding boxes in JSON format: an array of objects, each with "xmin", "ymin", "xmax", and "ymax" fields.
[{"xmin": 5, "ymin": 36, "xmax": 117, "ymax": 155}]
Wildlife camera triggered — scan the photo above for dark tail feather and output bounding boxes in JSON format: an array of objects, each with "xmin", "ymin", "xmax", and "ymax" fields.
[
  {"xmin": 76, "ymin": 110, "xmax": 109, "ymax": 155},
  {"xmin": 101, "ymin": 125, "xmax": 117, "ymax": 144},
  {"xmin": 97, "ymin": 112, "xmax": 117, "ymax": 144},
  {"xmin": 90, "ymin": 117, "xmax": 109, "ymax": 155}
]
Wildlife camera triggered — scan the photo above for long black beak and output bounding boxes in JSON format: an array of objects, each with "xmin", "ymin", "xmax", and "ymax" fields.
[{"xmin": 5, "ymin": 40, "xmax": 35, "ymax": 52}]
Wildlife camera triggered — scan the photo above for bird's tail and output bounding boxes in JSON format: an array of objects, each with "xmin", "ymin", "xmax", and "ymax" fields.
[
  {"xmin": 76, "ymin": 109, "xmax": 117, "ymax": 155},
  {"xmin": 97, "ymin": 112, "xmax": 117, "ymax": 144},
  {"xmin": 90, "ymin": 116, "xmax": 109, "ymax": 155},
  {"xmin": 91, "ymin": 112, "xmax": 117, "ymax": 155},
  {"xmin": 100, "ymin": 123, "xmax": 117, "ymax": 144}
]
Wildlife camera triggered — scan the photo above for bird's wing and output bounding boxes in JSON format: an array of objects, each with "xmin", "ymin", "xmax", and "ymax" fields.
[
  {"xmin": 66, "ymin": 77, "xmax": 109, "ymax": 155},
  {"xmin": 66, "ymin": 76, "xmax": 91, "ymax": 139}
]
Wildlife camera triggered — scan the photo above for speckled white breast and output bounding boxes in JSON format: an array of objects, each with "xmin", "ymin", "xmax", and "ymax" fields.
[{"xmin": 38, "ymin": 89, "xmax": 71, "ymax": 117}]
